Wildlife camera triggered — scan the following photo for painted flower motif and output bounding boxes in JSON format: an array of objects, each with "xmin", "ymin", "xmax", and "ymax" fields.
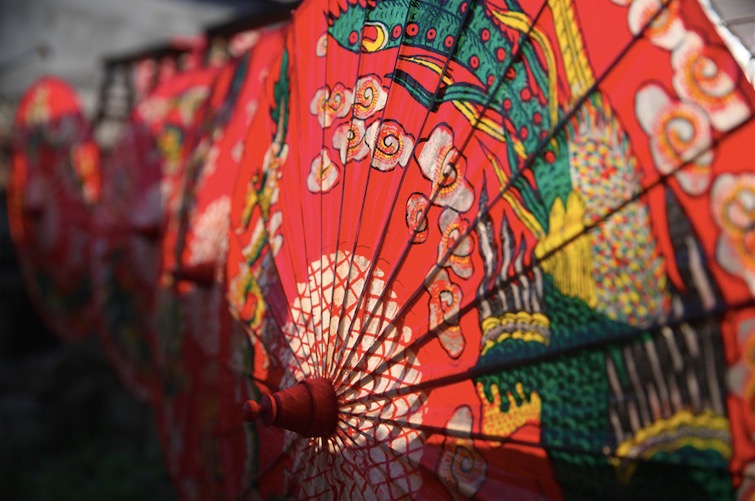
[
  {"xmin": 437, "ymin": 208, "xmax": 475, "ymax": 280},
  {"xmin": 231, "ymin": 140, "xmax": 244, "ymax": 164},
  {"xmin": 672, "ymin": 31, "xmax": 750, "ymax": 132},
  {"xmin": 353, "ymin": 74, "xmax": 388, "ymax": 120},
  {"xmin": 268, "ymin": 210, "xmax": 283, "ymax": 256},
  {"xmin": 310, "ymin": 83, "xmax": 354, "ymax": 128},
  {"xmin": 333, "ymin": 118, "xmax": 370, "ymax": 164},
  {"xmin": 365, "ymin": 119, "xmax": 414, "ymax": 172},
  {"xmin": 436, "ymin": 406, "xmax": 487, "ymax": 499},
  {"xmin": 244, "ymin": 99, "xmax": 259, "ymax": 126},
  {"xmin": 306, "ymin": 149, "xmax": 340, "ymax": 193},
  {"xmin": 316, "ymin": 32, "xmax": 328, "ymax": 57},
  {"xmin": 416, "ymin": 124, "xmax": 474, "ymax": 213},
  {"xmin": 188, "ymin": 196, "xmax": 231, "ymax": 269},
  {"xmin": 282, "ymin": 251, "xmax": 425, "ymax": 499},
  {"xmin": 406, "ymin": 193, "xmax": 430, "ymax": 243},
  {"xmin": 711, "ymin": 173, "xmax": 755, "ymax": 295},
  {"xmin": 635, "ymin": 84, "xmax": 713, "ymax": 195},
  {"xmin": 628, "ymin": 0, "xmax": 686, "ymax": 50},
  {"xmin": 426, "ymin": 269, "xmax": 465, "ymax": 358}
]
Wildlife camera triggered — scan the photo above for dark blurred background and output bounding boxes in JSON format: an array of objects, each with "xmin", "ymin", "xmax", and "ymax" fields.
[
  {"xmin": 0, "ymin": 1, "xmax": 294, "ymax": 499},
  {"xmin": 0, "ymin": 0, "xmax": 751, "ymax": 499}
]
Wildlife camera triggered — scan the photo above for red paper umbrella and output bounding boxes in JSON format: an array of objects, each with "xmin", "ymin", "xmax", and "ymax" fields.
[
  {"xmin": 8, "ymin": 76, "xmax": 99, "ymax": 341},
  {"xmin": 150, "ymin": 27, "xmax": 288, "ymax": 500},
  {"xmin": 227, "ymin": 0, "xmax": 755, "ymax": 498},
  {"xmin": 91, "ymin": 68, "xmax": 216, "ymax": 399}
]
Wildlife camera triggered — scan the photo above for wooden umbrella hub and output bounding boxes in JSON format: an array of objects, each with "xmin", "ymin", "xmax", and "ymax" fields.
[{"xmin": 242, "ymin": 378, "xmax": 338, "ymax": 438}]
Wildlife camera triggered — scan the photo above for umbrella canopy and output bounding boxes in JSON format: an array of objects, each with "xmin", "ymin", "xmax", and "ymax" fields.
[
  {"xmin": 228, "ymin": 0, "xmax": 755, "ymax": 498},
  {"xmin": 8, "ymin": 76, "xmax": 100, "ymax": 341},
  {"xmin": 151, "ymin": 26, "xmax": 287, "ymax": 500},
  {"xmin": 92, "ymin": 67, "xmax": 216, "ymax": 399}
]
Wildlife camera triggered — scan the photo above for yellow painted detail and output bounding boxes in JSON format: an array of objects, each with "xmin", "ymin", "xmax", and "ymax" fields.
[
  {"xmin": 548, "ymin": 0, "xmax": 595, "ymax": 99},
  {"xmin": 399, "ymin": 54, "xmax": 452, "ymax": 84},
  {"xmin": 481, "ymin": 312, "xmax": 551, "ymax": 355},
  {"xmin": 399, "ymin": 54, "xmax": 509, "ymax": 142},
  {"xmin": 535, "ymin": 192, "xmax": 597, "ymax": 307},
  {"xmin": 247, "ymin": 279, "xmax": 265, "ymax": 331},
  {"xmin": 477, "ymin": 382, "xmax": 542, "ymax": 441},
  {"xmin": 612, "ymin": 410, "xmax": 731, "ymax": 483},
  {"xmin": 452, "ymin": 101, "xmax": 508, "ymax": 142},
  {"xmin": 362, "ymin": 22, "xmax": 388, "ymax": 52},
  {"xmin": 240, "ymin": 182, "xmax": 259, "ymax": 228}
]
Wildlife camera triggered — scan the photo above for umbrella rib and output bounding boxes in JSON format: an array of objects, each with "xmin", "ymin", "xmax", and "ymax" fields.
[
  {"xmin": 233, "ymin": 121, "xmax": 315, "ymax": 384},
  {"xmin": 325, "ymin": 0, "xmax": 437, "ymax": 384},
  {"xmin": 322, "ymin": 427, "xmax": 349, "ymax": 499},
  {"xmin": 316, "ymin": 13, "xmax": 332, "ymax": 380},
  {"xmin": 183, "ymin": 302, "xmax": 296, "ymax": 390},
  {"xmin": 292, "ymin": 431, "xmax": 341, "ymax": 499},
  {"xmin": 339, "ymin": 414, "xmax": 491, "ymax": 494},
  {"xmin": 344, "ymin": 296, "xmax": 754, "ymax": 408},
  {"xmin": 243, "ymin": 22, "xmax": 330, "ymax": 381},
  {"xmin": 246, "ymin": 432, "xmax": 305, "ymax": 493},
  {"xmin": 343, "ymin": 410, "xmax": 745, "ymax": 476},
  {"xmin": 285, "ymin": 19, "xmax": 332, "ymax": 379},
  {"xmin": 333, "ymin": 0, "xmax": 575, "ymax": 390},
  {"xmin": 305, "ymin": 6, "xmax": 379, "ymax": 380},
  {"xmin": 330, "ymin": 0, "xmax": 491, "ymax": 387},
  {"xmin": 247, "ymin": 139, "xmax": 320, "ymax": 382},
  {"xmin": 319, "ymin": 3, "xmax": 375, "ymax": 382},
  {"xmin": 338, "ymin": 0, "xmax": 709, "ymax": 388},
  {"xmin": 336, "ymin": 418, "xmax": 416, "ymax": 499},
  {"xmin": 254, "ymin": 247, "xmax": 312, "ymax": 379},
  {"xmin": 331, "ymin": 0, "xmax": 554, "ymax": 389},
  {"xmin": 304, "ymin": 437, "xmax": 335, "ymax": 498},
  {"xmin": 331, "ymin": 0, "xmax": 554, "ymax": 386},
  {"xmin": 256, "ymin": 261, "xmax": 313, "ymax": 379},
  {"xmin": 345, "ymin": 110, "xmax": 755, "ymax": 393}
]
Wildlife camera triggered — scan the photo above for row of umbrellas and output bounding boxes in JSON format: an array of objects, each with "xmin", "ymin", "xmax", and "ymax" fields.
[{"xmin": 7, "ymin": 0, "xmax": 755, "ymax": 499}]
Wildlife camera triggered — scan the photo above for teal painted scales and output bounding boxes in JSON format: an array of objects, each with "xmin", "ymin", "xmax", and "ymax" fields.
[{"xmin": 328, "ymin": 0, "xmax": 569, "ymax": 227}]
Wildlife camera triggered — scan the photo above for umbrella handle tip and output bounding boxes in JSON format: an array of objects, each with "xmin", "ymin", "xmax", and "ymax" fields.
[{"xmin": 242, "ymin": 400, "xmax": 260, "ymax": 422}]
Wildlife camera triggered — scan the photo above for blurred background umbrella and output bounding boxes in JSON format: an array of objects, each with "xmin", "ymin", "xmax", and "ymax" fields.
[
  {"xmin": 0, "ymin": 1, "xmax": 289, "ymax": 499},
  {"xmin": 151, "ymin": 25, "xmax": 288, "ymax": 500},
  {"xmin": 8, "ymin": 77, "xmax": 99, "ymax": 341}
]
